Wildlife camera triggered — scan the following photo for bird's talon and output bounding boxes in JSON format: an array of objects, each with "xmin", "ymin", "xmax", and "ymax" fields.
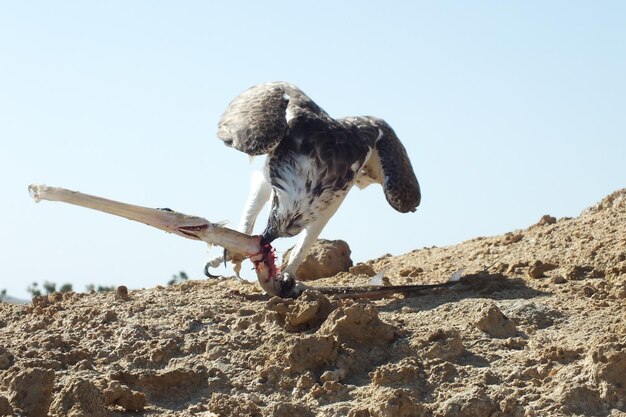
[
  {"xmin": 204, "ymin": 262, "xmax": 221, "ymax": 279},
  {"xmin": 277, "ymin": 272, "xmax": 299, "ymax": 298}
]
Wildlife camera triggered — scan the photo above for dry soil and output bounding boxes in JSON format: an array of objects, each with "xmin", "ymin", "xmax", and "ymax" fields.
[{"xmin": 1, "ymin": 189, "xmax": 625, "ymax": 417}]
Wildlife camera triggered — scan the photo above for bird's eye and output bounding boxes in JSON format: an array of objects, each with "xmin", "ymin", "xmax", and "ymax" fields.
[{"xmin": 223, "ymin": 139, "xmax": 234, "ymax": 147}]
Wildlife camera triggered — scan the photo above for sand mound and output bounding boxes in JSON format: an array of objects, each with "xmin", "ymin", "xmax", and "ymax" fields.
[
  {"xmin": 1, "ymin": 189, "xmax": 625, "ymax": 416},
  {"xmin": 282, "ymin": 239, "xmax": 353, "ymax": 280}
]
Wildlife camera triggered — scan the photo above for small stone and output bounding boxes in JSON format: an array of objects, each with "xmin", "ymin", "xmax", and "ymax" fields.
[
  {"xmin": 73, "ymin": 359, "xmax": 94, "ymax": 371},
  {"xmin": 552, "ymin": 276, "xmax": 566, "ymax": 284},
  {"xmin": 320, "ymin": 370, "xmax": 340, "ymax": 383},
  {"xmin": 322, "ymin": 380, "xmax": 343, "ymax": 393},
  {"xmin": 103, "ymin": 381, "xmax": 146, "ymax": 412},
  {"xmin": 566, "ymin": 265, "xmax": 600, "ymax": 280},
  {"xmin": 537, "ymin": 215, "xmax": 557, "ymax": 226},
  {"xmin": 296, "ymin": 372, "xmax": 316, "ymax": 389},
  {"xmin": 9, "ymin": 367, "xmax": 55, "ymax": 417},
  {"xmin": 320, "ymin": 303, "xmax": 397, "ymax": 346},
  {"xmin": 115, "ymin": 286, "xmax": 129, "ymax": 301},
  {"xmin": 0, "ymin": 395, "xmax": 13, "ymax": 416},
  {"xmin": 349, "ymin": 263, "xmax": 376, "ymax": 277},
  {"xmin": 419, "ymin": 329, "xmax": 464, "ymax": 361},
  {"xmin": 286, "ymin": 291, "xmax": 334, "ymax": 329},
  {"xmin": 49, "ymin": 377, "xmax": 107, "ymax": 417},
  {"xmin": 282, "ymin": 239, "xmax": 352, "ymax": 280},
  {"xmin": 0, "ymin": 346, "xmax": 14, "ymax": 370},
  {"xmin": 501, "ymin": 233, "xmax": 524, "ymax": 245},
  {"xmin": 527, "ymin": 261, "xmax": 559, "ymax": 279},
  {"xmin": 270, "ymin": 402, "xmax": 314, "ymax": 417},
  {"xmin": 101, "ymin": 310, "xmax": 117, "ymax": 324},
  {"xmin": 581, "ymin": 285, "xmax": 596, "ymax": 297},
  {"xmin": 399, "ymin": 267, "xmax": 424, "ymax": 277},
  {"xmin": 285, "ymin": 335, "xmax": 338, "ymax": 372},
  {"xmin": 474, "ymin": 303, "xmax": 517, "ymax": 338}
]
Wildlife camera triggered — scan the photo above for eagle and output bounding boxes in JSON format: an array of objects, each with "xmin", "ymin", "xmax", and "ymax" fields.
[
  {"xmin": 28, "ymin": 82, "xmax": 421, "ymax": 298},
  {"xmin": 206, "ymin": 82, "xmax": 421, "ymax": 297}
]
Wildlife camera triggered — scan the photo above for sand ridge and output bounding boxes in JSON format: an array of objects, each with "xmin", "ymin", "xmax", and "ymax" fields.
[{"xmin": 1, "ymin": 189, "xmax": 625, "ymax": 416}]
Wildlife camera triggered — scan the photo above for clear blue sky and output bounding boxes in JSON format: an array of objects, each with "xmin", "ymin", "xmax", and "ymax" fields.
[{"xmin": 1, "ymin": 2, "xmax": 624, "ymax": 299}]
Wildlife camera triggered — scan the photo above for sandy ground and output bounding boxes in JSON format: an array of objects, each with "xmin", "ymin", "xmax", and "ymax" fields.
[{"xmin": 1, "ymin": 189, "xmax": 625, "ymax": 417}]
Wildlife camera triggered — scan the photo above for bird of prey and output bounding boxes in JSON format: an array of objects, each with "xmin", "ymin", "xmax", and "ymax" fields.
[
  {"xmin": 206, "ymin": 82, "xmax": 421, "ymax": 297},
  {"xmin": 28, "ymin": 82, "xmax": 421, "ymax": 299}
]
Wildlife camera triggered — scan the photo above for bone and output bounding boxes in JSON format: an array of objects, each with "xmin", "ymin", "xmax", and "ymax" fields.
[{"xmin": 28, "ymin": 184, "xmax": 262, "ymax": 262}]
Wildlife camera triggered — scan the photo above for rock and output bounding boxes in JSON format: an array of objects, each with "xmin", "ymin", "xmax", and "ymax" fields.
[
  {"xmin": 0, "ymin": 346, "xmax": 13, "ymax": 370},
  {"xmin": 8, "ymin": 367, "xmax": 55, "ymax": 417},
  {"xmin": 48, "ymin": 378, "xmax": 107, "ymax": 417},
  {"xmin": 372, "ymin": 388, "xmax": 426, "ymax": 417},
  {"xmin": 398, "ymin": 266, "xmax": 424, "ymax": 277},
  {"xmin": 284, "ymin": 334, "xmax": 339, "ymax": 372},
  {"xmin": 504, "ymin": 301, "xmax": 560, "ymax": 330},
  {"xmin": 101, "ymin": 310, "xmax": 117, "ymax": 324},
  {"xmin": 115, "ymin": 285, "xmax": 129, "ymax": 301},
  {"xmin": 499, "ymin": 232, "xmax": 523, "ymax": 245},
  {"xmin": 102, "ymin": 381, "xmax": 146, "ymax": 412},
  {"xmin": 474, "ymin": 303, "xmax": 517, "ymax": 338},
  {"xmin": 0, "ymin": 395, "xmax": 13, "ymax": 417},
  {"xmin": 537, "ymin": 214, "xmax": 557, "ymax": 226},
  {"xmin": 428, "ymin": 361, "xmax": 459, "ymax": 385},
  {"xmin": 349, "ymin": 263, "xmax": 377, "ymax": 277},
  {"xmin": 265, "ymin": 292, "xmax": 336, "ymax": 331},
  {"xmin": 608, "ymin": 261, "xmax": 626, "ymax": 277},
  {"xmin": 417, "ymin": 329, "xmax": 465, "ymax": 362},
  {"xmin": 527, "ymin": 260, "xmax": 558, "ymax": 278},
  {"xmin": 507, "ymin": 261, "xmax": 529, "ymax": 275},
  {"xmin": 439, "ymin": 387, "xmax": 498, "ymax": 417},
  {"xmin": 542, "ymin": 346, "xmax": 582, "ymax": 364},
  {"xmin": 320, "ymin": 303, "xmax": 397, "ymax": 346},
  {"xmin": 116, "ymin": 324, "xmax": 150, "ymax": 354},
  {"xmin": 555, "ymin": 384, "xmax": 603, "ymax": 416},
  {"xmin": 282, "ymin": 239, "xmax": 353, "ymax": 280},
  {"xmin": 285, "ymin": 291, "xmax": 334, "ymax": 330},
  {"xmin": 588, "ymin": 342, "xmax": 626, "ymax": 409},
  {"xmin": 269, "ymin": 402, "xmax": 315, "ymax": 417},
  {"xmin": 566, "ymin": 265, "xmax": 605, "ymax": 280},
  {"xmin": 207, "ymin": 393, "xmax": 262, "ymax": 417},
  {"xmin": 584, "ymin": 188, "xmax": 626, "ymax": 213},
  {"xmin": 73, "ymin": 359, "xmax": 94, "ymax": 371},
  {"xmin": 118, "ymin": 367, "xmax": 207, "ymax": 399},
  {"xmin": 370, "ymin": 357, "xmax": 424, "ymax": 387},
  {"xmin": 348, "ymin": 389, "xmax": 426, "ymax": 417}
]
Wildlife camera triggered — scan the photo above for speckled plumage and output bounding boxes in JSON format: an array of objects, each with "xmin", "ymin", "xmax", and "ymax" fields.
[{"xmin": 217, "ymin": 82, "xmax": 420, "ymax": 282}]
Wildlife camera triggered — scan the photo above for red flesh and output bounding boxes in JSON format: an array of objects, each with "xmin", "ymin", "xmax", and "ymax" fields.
[{"xmin": 251, "ymin": 242, "xmax": 280, "ymax": 283}]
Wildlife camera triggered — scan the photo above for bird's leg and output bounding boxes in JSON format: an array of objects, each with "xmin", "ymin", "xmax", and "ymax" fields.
[
  {"xmin": 238, "ymin": 170, "xmax": 273, "ymax": 235},
  {"xmin": 205, "ymin": 170, "xmax": 271, "ymax": 277},
  {"xmin": 278, "ymin": 196, "xmax": 347, "ymax": 297},
  {"xmin": 277, "ymin": 224, "xmax": 323, "ymax": 297}
]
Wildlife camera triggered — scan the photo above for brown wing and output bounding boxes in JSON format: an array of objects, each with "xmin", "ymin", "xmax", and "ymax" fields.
[
  {"xmin": 218, "ymin": 82, "xmax": 329, "ymax": 156},
  {"xmin": 218, "ymin": 83, "xmax": 290, "ymax": 155},
  {"xmin": 372, "ymin": 118, "xmax": 421, "ymax": 213}
]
